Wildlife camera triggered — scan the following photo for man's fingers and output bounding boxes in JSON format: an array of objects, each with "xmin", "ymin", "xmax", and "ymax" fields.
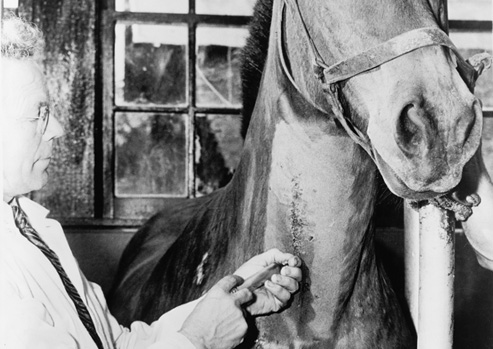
[
  {"xmin": 264, "ymin": 280, "xmax": 290, "ymax": 306},
  {"xmin": 287, "ymin": 255, "xmax": 302, "ymax": 267},
  {"xmin": 261, "ymin": 248, "xmax": 302, "ymax": 267},
  {"xmin": 280, "ymin": 266, "xmax": 302, "ymax": 282},
  {"xmin": 271, "ymin": 273, "xmax": 300, "ymax": 293}
]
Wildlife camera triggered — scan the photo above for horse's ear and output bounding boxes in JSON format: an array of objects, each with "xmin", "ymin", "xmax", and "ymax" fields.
[{"xmin": 427, "ymin": 0, "xmax": 449, "ymax": 33}]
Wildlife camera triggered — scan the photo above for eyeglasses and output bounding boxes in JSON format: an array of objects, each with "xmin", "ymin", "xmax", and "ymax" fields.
[{"xmin": 19, "ymin": 105, "xmax": 50, "ymax": 135}]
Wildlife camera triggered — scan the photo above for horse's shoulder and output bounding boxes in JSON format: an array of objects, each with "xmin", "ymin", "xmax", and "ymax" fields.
[
  {"xmin": 109, "ymin": 191, "xmax": 223, "ymax": 324},
  {"xmin": 134, "ymin": 191, "xmax": 220, "ymax": 244}
]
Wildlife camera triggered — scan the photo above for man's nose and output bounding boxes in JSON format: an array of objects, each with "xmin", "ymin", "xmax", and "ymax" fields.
[{"xmin": 43, "ymin": 115, "xmax": 65, "ymax": 140}]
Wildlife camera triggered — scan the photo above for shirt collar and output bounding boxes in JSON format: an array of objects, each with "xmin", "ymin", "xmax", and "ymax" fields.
[{"xmin": 2, "ymin": 196, "xmax": 50, "ymax": 229}]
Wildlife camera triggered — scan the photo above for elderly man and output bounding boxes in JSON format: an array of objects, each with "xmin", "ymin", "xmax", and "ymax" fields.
[{"xmin": 0, "ymin": 13, "xmax": 302, "ymax": 349}]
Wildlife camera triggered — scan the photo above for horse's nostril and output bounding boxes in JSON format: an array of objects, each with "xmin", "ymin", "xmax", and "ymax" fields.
[
  {"xmin": 450, "ymin": 98, "xmax": 480, "ymax": 149},
  {"xmin": 464, "ymin": 98, "xmax": 482, "ymax": 144},
  {"xmin": 396, "ymin": 103, "xmax": 427, "ymax": 158}
]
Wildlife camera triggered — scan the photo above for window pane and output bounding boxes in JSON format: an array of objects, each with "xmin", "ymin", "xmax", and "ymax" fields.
[
  {"xmin": 4, "ymin": 0, "xmax": 18, "ymax": 8},
  {"xmin": 450, "ymin": 31, "xmax": 493, "ymax": 108},
  {"xmin": 196, "ymin": 26, "xmax": 248, "ymax": 107},
  {"xmin": 115, "ymin": 0, "xmax": 188, "ymax": 13},
  {"xmin": 448, "ymin": 0, "xmax": 492, "ymax": 21},
  {"xmin": 482, "ymin": 118, "xmax": 493, "ymax": 177},
  {"xmin": 115, "ymin": 24, "xmax": 187, "ymax": 106},
  {"xmin": 196, "ymin": 0, "xmax": 256, "ymax": 16},
  {"xmin": 195, "ymin": 114, "xmax": 243, "ymax": 195},
  {"xmin": 115, "ymin": 112, "xmax": 188, "ymax": 197}
]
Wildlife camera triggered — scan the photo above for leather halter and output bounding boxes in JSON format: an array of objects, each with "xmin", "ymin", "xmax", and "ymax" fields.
[{"xmin": 278, "ymin": 0, "xmax": 488, "ymax": 159}]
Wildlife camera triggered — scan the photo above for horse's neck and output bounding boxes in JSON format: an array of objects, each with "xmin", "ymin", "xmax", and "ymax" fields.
[
  {"xmin": 236, "ymin": 97, "xmax": 379, "ymax": 341},
  {"xmin": 228, "ymin": 58, "xmax": 380, "ymax": 339},
  {"xmin": 233, "ymin": 77, "xmax": 378, "ymax": 257},
  {"xmin": 259, "ymin": 92, "xmax": 378, "ymax": 273},
  {"xmin": 224, "ymin": 1, "xmax": 380, "ymax": 333},
  {"xmin": 234, "ymin": 50, "xmax": 378, "ymax": 258},
  {"xmin": 264, "ymin": 119, "xmax": 377, "ymax": 254}
]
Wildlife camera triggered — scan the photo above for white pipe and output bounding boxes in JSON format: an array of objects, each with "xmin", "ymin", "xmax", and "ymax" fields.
[
  {"xmin": 404, "ymin": 201, "xmax": 455, "ymax": 348},
  {"xmin": 418, "ymin": 204, "xmax": 455, "ymax": 349},
  {"xmin": 404, "ymin": 202, "xmax": 420, "ymax": 329}
]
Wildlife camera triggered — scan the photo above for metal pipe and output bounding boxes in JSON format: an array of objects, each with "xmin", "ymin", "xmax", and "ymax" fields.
[
  {"xmin": 404, "ymin": 202, "xmax": 419, "ymax": 329},
  {"xmin": 404, "ymin": 202, "xmax": 455, "ymax": 348}
]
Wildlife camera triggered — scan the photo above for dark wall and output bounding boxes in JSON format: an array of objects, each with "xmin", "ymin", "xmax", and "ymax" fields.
[
  {"xmin": 65, "ymin": 228, "xmax": 136, "ymax": 294},
  {"xmin": 20, "ymin": 0, "xmax": 96, "ymax": 218}
]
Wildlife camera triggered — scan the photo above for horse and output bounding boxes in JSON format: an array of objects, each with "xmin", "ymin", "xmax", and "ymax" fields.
[{"xmin": 109, "ymin": 0, "xmax": 484, "ymax": 347}]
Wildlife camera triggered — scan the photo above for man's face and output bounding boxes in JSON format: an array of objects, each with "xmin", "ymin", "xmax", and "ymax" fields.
[{"xmin": 2, "ymin": 59, "xmax": 64, "ymax": 201}]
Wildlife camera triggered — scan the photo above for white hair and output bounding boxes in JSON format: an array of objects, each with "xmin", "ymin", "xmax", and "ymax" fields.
[{"xmin": 1, "ymin": 11, "xmax": 45, "ymax": 60}]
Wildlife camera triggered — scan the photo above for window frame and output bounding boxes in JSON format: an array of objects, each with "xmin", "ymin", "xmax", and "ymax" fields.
[
  {"xmin": 99, "ymin": 0, "xmax": 251, "ymax": 220},
  {"xmin": 448, "ymin": 18, "xmax": 492, "ymax": 116}
]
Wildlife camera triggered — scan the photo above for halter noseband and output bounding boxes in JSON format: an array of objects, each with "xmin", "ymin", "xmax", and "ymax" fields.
[{"xmin": 279, "ymin": 0, "xmax": 491, "ymax": 159}]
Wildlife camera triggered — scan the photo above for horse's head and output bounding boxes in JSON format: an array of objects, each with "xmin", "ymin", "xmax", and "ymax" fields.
[{"xmin": 281, "ymin": 0, "xmax": 483, "ymax": 200}]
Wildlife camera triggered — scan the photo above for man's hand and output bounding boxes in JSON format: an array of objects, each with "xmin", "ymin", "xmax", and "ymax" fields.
[
  {"xmin": 455, "ymin": 146, "xmax": 493, "ymax": 271},
  {"xmin": 234, "ymin": 248, "xmax": 302, "ymax": 316},
  {"xmin": 179, "ymin": 249, "xmax": 302, "ymax": 348},
  {"xmin": 179, "ymin": 275, "xmax": 253, "ymax": 349}
]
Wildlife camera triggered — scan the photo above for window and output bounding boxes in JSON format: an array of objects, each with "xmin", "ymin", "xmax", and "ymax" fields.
[
  {"xmin": 3, "ymin": 0, "xmax": 18, "ymax": 9},
  {"xmin": 102, "ymin": 0, "xmax": 253, "ymax": 220},
  {"xmin": 448, "ymin": 0, "xmax": 493, "ymax": 178}
]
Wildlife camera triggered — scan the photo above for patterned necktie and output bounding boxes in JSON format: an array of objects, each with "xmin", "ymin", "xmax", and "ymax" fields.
[{"xmin": 11, "ymin": 202, "xmax": 104, "ymax": 349}]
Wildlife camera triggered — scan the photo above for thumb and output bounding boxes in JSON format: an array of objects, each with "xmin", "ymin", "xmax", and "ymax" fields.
[
  {"xmin": 215, "ymin": 275, "xmax": 244, "ymax": 292},
  {"xmin": 232, "ymin": 288, "xmax": 254, "ymax": 306},
  {"xmin": 214, "ymin": 275, "xmax": 253, "ymax": 305}
]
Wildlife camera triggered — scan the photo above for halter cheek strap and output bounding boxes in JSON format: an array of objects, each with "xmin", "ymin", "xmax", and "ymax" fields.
[
  {"xmin": 279, "ymin": 0, "xmax": 492, "ymax": 159},
  {"xmin": 277, "ymin": 1, "xmax": 375, "ymax": 158}
]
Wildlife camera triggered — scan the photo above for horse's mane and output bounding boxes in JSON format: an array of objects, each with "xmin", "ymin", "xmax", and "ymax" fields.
[{"xmin": 240, "ymin": 0, "xmax": 274, "ymax": 138}]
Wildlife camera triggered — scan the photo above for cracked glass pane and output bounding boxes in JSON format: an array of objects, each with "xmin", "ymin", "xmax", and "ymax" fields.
[
  {"xmin": 115, "ymin": 112, "xmax": 188, "ymax": 196},
  {"xmin": 196, "ymin": 0, "xmax": 256, "ymax": 15},
  {"xmin": 196, "ymin": 26, "xmax": 248, "ymax": 107},
  {"xmin": 115, "ymin": 0, "xmax": 188, "ymax": 13},
  {"xmin": 195, "ymin": 114, "xmax": 243, "ymax": 196},
  {"xmin": 3, "ymin": 0, "xmax": 18, "ymax": 8},
  {"xmin": 115, "ymin": 23, "xmax": 187, "ymax": 106}
]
